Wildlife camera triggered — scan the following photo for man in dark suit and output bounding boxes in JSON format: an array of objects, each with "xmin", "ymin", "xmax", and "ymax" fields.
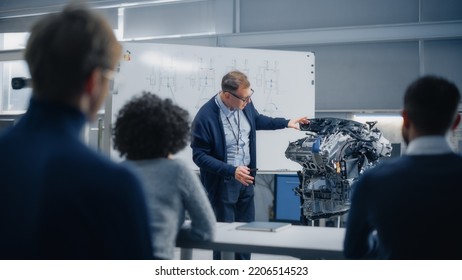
[
  {"xmin": 0, "ymin": 3, "xmax": 153, "ymax": 259},
  {"xmin": 343, "ymin": 75, "xmax": 462, "ymax": 259}
]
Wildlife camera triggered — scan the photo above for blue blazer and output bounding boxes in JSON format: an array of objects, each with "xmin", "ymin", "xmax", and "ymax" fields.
[
  {"xmin": 343, "ymin": 153, "xmax": 462, "ymax": 259},
  {"xmin": 0, "ymin": 97, "xmax": 153, "ymax": 259}
]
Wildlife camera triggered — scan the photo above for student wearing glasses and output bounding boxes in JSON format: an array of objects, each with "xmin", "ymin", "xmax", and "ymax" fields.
[
  {"xmin": 191, "ymin": 70, "xmax": 308, "ymax": 260},
  {"xmin": 0, "ymin": 3, "xmax": 152, "ymax": 259}
]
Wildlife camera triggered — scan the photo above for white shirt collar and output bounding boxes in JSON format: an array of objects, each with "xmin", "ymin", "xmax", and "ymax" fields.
[{"xmin": 405, "ymin": 135, "xmax": 454, "ymax": 155}]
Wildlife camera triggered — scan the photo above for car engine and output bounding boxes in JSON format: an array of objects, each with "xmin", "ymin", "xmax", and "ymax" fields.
[{"xmin": 285, "ymin": 117, "xmax": 392, "ymax": 223}]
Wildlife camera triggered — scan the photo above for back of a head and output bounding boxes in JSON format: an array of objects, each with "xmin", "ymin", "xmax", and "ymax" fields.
[
  {"xmin": 113, "ymin": 92, "xmax": 190, "ymax": 160},
  {"xmin": 404, "ymin": 75, "xmax": 460, "ymax": 135},
  {"xmin": 221, "ymin": 70, "xmax": 250, "ymax": 92},
  {"xmin": 25, "ymin": 3, "xmax": 121, "ymax": 101}
]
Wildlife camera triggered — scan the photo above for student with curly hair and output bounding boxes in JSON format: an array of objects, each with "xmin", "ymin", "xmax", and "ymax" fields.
[{"xmin": 113, "ymin": 92, "xmax": 216, "ymax": 260}]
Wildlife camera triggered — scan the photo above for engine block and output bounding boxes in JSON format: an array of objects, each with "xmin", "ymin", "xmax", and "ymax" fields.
[{"xmin": 285, "ymin": 117, "xmax": 392, "ymax": 222}]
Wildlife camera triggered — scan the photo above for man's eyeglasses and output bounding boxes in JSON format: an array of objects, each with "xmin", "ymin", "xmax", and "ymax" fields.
[
  {"xmin": 227, "ymin": 88, "xmax": 254, "ymax": 103},
  {"xmin": 102, "ymin": 69, "xmax": 116, "ymax": 80}
]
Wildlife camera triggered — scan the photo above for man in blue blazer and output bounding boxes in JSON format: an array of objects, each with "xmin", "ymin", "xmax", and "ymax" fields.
[
  {"xmin": 191, "ymin": 70, "xmax": 308, "ymax": 259},
  {"xmin": 343, "ymin": 75, "xmax": 462, "ymax": 259},
  {"xmin": 0, "ymin": 4, "xmax": 153, "ymax": 259}
]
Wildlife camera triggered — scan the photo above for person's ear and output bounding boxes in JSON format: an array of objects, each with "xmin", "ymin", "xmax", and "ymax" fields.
[
  {"xmin": 84, "ymin": 68, "xmax": 101, "ymax": 96},
  {"xmin": 401, "ymin": 110, "xmax": 410, "ymax": 128},
  {"xmin": 81, "ymin": 68, "xmax": 105, "ymax": 121},
  {"xmin": 452, "ymin": 113, "xmax": 461, "ymax": 130}
]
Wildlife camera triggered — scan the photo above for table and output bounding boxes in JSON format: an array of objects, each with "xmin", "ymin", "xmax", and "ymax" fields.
[{"xmin": 176, "ymin": 222, "xmax": 345, "ymax": 260}]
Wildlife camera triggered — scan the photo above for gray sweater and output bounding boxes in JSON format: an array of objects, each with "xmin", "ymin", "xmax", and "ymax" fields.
[{"xmin": 128, "ymin": 158, "xmax": 216, "ymax": 259}]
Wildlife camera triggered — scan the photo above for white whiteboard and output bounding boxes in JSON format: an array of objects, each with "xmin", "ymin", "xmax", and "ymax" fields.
[{"xmin": 110, "ymin": 42, "xmax": 315, "ymax": 171}]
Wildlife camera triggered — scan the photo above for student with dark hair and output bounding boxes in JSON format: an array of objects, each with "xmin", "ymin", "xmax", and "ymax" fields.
[
  {"xmin": 343, "ymin": 75, "xmax": 462, "ymax": 259},
  {"xmin": 0, "ymin": 3, "xmax": 153, "ymax": 259},
  {"xmin": 113, "ymin": 92, "xmax": 216, "ymax": 260}
]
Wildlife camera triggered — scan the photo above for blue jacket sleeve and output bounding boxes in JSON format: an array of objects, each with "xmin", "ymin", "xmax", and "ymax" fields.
[
  {"xmin": 343, "ymin": 174, "xmax": 378, "ymax": 259},
  {"xmin": 248, "ymin": 103, "xmax": 289, "ymax": 130}
]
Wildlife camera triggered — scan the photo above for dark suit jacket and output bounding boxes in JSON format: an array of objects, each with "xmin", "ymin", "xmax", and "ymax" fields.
[
  {"xmin": 0, "ymin": 97, "xmax": 153, "ymax": 259},
  {"xmin": 344, "ymin": 152, "xmax": 462, "ymax": 259}
]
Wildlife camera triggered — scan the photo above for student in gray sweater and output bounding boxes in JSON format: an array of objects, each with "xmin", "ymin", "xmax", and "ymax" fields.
[{"xmin": 113, "ymin": 92, "xmax": 216, "ymax": 259}]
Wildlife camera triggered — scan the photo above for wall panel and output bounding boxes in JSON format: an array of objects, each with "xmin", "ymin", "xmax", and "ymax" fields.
[{"xmin": 240, "ymin": 0, "xmax": 419, "ymax": 32}]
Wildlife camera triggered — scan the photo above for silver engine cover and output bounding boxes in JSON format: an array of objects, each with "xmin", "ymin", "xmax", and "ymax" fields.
[{"xmin": 285, "ymin": 117, "xmax": 392, "ymax": 221}]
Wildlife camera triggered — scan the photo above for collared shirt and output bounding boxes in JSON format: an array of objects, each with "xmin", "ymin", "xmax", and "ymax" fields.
[
  {"xmin": 405, "ymin": 135, "xmax": 454, "ymax": 155},
  {"xmin": 215, "ymin": 94, "xmax": 251, "ymax": 166}
]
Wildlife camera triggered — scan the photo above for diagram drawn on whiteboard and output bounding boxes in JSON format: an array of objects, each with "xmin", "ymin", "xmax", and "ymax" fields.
[
  {"xmin": 189, "ymin": 57, "xmax": 215, "ymax": 109},
  {"xmin": 254, "ymin": 60, "xmax": 280, "ymax": 116},
  {"xmin": 110, "ymin": 42, "xmax": 315, "ymax": 171},
  {"xmin": 145, "ymin": 65, "xmax": 177, "ymax": 103}
]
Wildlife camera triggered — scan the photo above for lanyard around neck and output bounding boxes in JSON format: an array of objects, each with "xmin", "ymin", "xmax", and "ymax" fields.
[{"xmin": 217, "ymin": 98, "xmax": 241, "ymax": 152}]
